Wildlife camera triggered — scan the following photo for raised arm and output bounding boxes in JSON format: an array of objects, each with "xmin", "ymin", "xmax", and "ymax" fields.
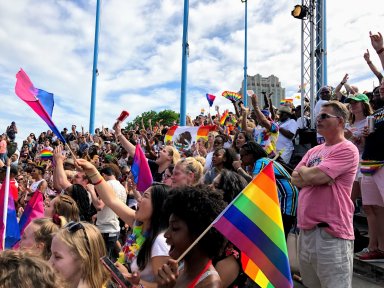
[
  {"xmin": 370, "ymin": 31, "xmax": 384, "ymax": 71},
  {"xmin": 251, "ymin": 94, "xmax": 272, "ymax": 130},
  {"xmin": 52, "ymin": 146, "xmax": 72, "ymax": 191},
  {"xmin": 334, "ymin": 74, "xmax": 348, "ymax": 100},
  {"xmin": 76, "ymin": 159, "xmax": 136, "ymax": 227},
  {"xmin": 113, "ymin": 121, "xmax": 136, "ymax": 157},
  {"xmin": 364, "ymin": 49, "xmax": 383, "ymax": 83}
]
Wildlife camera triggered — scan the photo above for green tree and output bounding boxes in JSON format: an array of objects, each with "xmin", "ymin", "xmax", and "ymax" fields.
[{"xmin": 125, "ymin": 109, "xmax": 179, "ymax": 130}]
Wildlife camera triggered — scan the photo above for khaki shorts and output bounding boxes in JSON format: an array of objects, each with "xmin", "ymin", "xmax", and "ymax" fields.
[{"xmin": 299, "ymin": 227, "xmax": 353, "ymax": 288}]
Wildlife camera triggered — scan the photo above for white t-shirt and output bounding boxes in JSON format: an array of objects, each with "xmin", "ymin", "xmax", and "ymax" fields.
[
  {"xmin": 276, "ymin": 119, "xmax": 298, "ymax": 152},
  {"xmin": 131, "ymin": 232, "xmax": 169, "ymax": 282}
]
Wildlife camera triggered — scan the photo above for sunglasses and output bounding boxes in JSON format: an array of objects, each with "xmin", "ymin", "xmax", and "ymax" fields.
[
  {"xmin": 65, "ymin": 221, "xmax": 91, "ymax": 253},
  {"xmin": 317, "ymin": 113, "xmax": 340, "ymax": 120},
  {"xmin": 162, "ymin": 173, "xmax": 172, "ymax": 180}
]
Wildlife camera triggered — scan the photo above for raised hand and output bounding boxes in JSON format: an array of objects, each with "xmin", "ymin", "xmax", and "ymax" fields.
[
  {"xmin": 369, "ymin": 31, "xmax": 383, "ymax": 51},
  {"xmin": 364, "ymin": 49, "xmax": 371, "ymax": 62}
]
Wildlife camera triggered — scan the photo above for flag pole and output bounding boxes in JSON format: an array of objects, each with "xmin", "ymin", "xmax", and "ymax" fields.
[
  {"xmin": 179, "ymin": 0, "xmax": 189, "ymax": 126},
  {"xmin": 2, "ymin": 161, "xmax": 11, "ymax": 249},
  {"xmin": 64, "ymin": 143, "xmax": 78, "ymax": 160}
]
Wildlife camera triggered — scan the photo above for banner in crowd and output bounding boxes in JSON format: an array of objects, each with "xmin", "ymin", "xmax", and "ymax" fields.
[
  {"xmin": 164, "ymin": 125, "xmax": 216, "ymax": 152},
  {"xmin": 213, "ymin": 162, "xmax": 292, "ymax": 288}
]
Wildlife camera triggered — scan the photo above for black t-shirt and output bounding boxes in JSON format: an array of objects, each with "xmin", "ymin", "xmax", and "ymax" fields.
[
  {"xmin": 148, "ymin": 159, "xmax": 164, "ymax": 183},
  {"xmin": 362, "ymin": 107, "xmax": 384, "ymax": 161}
]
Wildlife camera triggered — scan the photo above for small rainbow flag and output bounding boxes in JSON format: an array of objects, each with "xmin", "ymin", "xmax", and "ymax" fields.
[
  {"xmin": 213, "ymin": 162, "xmax": 292, "ymax": 288},
  {"xmin": 220, "ymin": 110, "xmax": 229, "ymax": 125},
  {"xmin": 279, "ymin": 99, "xmax": 294, "ymax": 105},
  {"xmin": 222, "ymin": 91, "xmax": 242, "ymax": 102},
  {"xmin": 206, "ymin": 93, "xmax": 216, "ymax": 107},
  {"xmin": 40, "ymin": 149, "xmax": 53, "ymax": 160}
]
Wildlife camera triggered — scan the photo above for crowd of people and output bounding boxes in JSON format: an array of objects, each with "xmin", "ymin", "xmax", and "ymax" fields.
[{"xmin": 0, "ymin": 31, "xmax": 383, "ymax": 288}]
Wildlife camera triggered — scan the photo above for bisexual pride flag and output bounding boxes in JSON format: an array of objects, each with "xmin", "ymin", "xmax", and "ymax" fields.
[
  {"xmin": 131, "ymin": 144, "xmax": 153, "ymax": 193},
  {"xmin": 15, "ymin": 69, "xmax": 66, "ymax": 143}
]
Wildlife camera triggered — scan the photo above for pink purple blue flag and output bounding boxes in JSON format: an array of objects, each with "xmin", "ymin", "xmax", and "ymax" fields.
[
  {"xmin": 18, "ymin": 190, "xmax": 44, "ymax": 236},
  {"xmin": 15, "ymin": 69, "xmax": 66, "ymax": 143},
  {"xmin": 206, "ymin": 93, "xmax": 216, "ymax": 107},
  {"xmin": 0, "ymin": 167, "xmax": 20, "ymax": 250},
  {"xmin": 131, "ymin": 144, "xmax": 153, "ymax": 193}
]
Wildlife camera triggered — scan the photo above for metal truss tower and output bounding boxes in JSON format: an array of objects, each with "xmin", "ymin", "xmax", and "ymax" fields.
[{"xmin": 299, "ymin": 0, "xmax": 327, "ymax": 128}]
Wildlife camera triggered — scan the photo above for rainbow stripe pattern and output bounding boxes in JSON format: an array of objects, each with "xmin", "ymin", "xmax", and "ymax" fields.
[
  {"xmin": 222, "ymin": 91, "xmax": 242, "ymax": 102},
  {"xmin": 213, "ymin": 162, "xmax": 293, "ymax": 288},
  {"xmin": 360, "ymin": 160, "xmax": 384, "ymax": 176},
  {"xmin": 15, "ymin": 69, "xmax": 66, "ymax": 143},
  {"xmin": 219, "ymin": 110, "xmax": 229, "ymax": 125},
  {"xmin": 40, "ymin": 149, "xmax": 53, "ymax": 160},
  {"xmin": 279, "ymin": 99, "xmax": 294, "ymax": 106}
]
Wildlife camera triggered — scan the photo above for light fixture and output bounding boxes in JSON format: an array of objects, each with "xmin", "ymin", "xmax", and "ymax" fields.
[{"xmin": 291, "ymin": 5, "xmax": 308, "ymax": 19}]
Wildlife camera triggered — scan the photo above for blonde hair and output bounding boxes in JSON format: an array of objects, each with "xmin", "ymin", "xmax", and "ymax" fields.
[
  {"xmin": 31, "ymin": 217, "xmax": 65, "ymax": 260},
  {"xmin": 53, "ymin": 195, "xmax": 80, "ymax": 222},
  {"xmin": 194, "ymin": 156, "xmax": 206, "ymax": 168},
  {"xmin": 176, "ymin": 157, "xmax": 204, "ymax": 185},
  {"xmin": 166, "ymin": 146, "xmax": 181, "ymax": 165},
  {"xmin": 0, "ymin": 250, "xmax": 65, "ymax": 288},
  {"xmin": 55, "ymin": 222, "xmax": 109, "ymax": 288}
]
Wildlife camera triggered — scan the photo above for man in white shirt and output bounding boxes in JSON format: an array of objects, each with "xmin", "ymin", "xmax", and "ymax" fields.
[{"xmin": 276, "ymin": 106, "xmax": 298, "ymax": 164}]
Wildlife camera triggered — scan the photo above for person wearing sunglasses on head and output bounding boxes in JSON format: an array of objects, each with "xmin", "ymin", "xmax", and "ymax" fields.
[
  {"xmin": 49, "ymin": 221, "xmax": 110, "ymax": 288},
  {"xmin": 292, "ymin": 101, "xmax": 359, "ymax": 288}
]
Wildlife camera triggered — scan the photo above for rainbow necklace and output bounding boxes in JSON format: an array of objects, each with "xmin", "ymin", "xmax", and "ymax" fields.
[{"xmin": 122, "ymin": 224, "xmax": 148, "ymax": 262}]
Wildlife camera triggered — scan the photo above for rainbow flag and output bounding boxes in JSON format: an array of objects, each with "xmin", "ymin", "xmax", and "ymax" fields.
[
  {"xmin": 213, "ymin": 162, "xmax": 292, "ymax": 288},
  {"xmin": 0, "ymin": 166, "xmax": 20, "ymax": 250},
  {"xmin": 40, "ymin": 149, "xmax": 53, "ymax": 160},
  {"xmin": 279, "ymin": 99, "xmax": 294, "ymax": 106},
  {"xmin": 220, "ymin": 110, "xmax": 229, "ymax": 125},
  {"xmin": 131, "ymin": 144, "xmax": 153, "ymax": 193},
  {"xmin": 206, "ymin": 93, "xmax": 216, "ymax": 107},
  {"xmin": 19, "ymin": 190, "xmax": 44, "ymax": 236},
  {"xmin": 15, "ymin": 69, "xmax": 66, "ymax": 143},
  {"xmin": 222, "ymin": 91, "xmax": 242, "ymax": 102},
  {"xmin": 164, "ymin": 125, "xmax": 216, "ymax": 152}
]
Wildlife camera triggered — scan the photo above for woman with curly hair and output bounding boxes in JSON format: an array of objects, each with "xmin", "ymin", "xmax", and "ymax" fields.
[
  {"xmin": 49, "ymin": 221, "xmax": 110, "ymax": 288},
  {"xmin": 19, "ymin": 217, "xmax": 66, "ymax": 260},
  {"xmin": 158, "ymin": 185, "xmax": 227, "ymax": 288}
]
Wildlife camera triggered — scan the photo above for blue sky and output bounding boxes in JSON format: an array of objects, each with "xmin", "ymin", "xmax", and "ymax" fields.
[{"xmin": 0, "ymin": 0, "xmax": 383, "ymax": 145}]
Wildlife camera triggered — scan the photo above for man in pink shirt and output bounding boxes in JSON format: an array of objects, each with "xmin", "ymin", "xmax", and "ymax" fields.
[{"xmin": 292, "ymin": 101, "xmax": 359, "ymax": 288}]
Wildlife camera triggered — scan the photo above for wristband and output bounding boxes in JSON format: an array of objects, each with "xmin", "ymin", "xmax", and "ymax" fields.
[
  {"xmin": 377, "ymin": 47, "xmax": 384, "ymax": 55},
  {"xmin": 88, "ymin": 172, "xmax": 99, "ymax": 178},
  {"xmin": 92, "ymin": 178, "xmax": 103, "ymax": 186},
  {"xmin": 367, "ymin": 61, "xmax": 372, "ymax": 65},
  {"xmin": 340, "ymin": 82, "xmax": 346, "ymax": 85}
]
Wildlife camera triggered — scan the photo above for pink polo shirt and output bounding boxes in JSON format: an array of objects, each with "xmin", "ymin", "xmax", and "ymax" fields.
[
  {"xmin": 0, "ymin": 140, "xmax": 6, "ymax": 154},
  {"xmin": 296, "ymin": 140, "xmax": 359, "ymax": 240}
]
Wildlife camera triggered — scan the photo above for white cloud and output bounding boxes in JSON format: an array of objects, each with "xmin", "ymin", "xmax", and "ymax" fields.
[{"xmin": 0, "ymin": 0, "xmax": 383, "ymax": 146}]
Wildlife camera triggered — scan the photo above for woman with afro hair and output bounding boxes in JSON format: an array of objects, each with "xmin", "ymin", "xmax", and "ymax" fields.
[{"xmin": 158, "ymin": 185, "xmax": 227, "ymax": 288}]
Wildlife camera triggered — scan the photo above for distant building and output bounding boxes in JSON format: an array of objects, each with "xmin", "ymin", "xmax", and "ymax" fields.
[{"xmin": 239, "ymin": 74, "xmax": 285, "ymax": 107}]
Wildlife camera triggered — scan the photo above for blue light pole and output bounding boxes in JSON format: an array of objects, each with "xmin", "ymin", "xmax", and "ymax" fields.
[
  {"xmin": 89, "ymin": 0, "xmax": 101, "ymax": 134},
  {"xmin": 241, "ymin": 0, "xmax": 248, "ymax": 107},
  {"xmin": 179, "ymin": 0, "xmax": 189, "ymax": 126}
]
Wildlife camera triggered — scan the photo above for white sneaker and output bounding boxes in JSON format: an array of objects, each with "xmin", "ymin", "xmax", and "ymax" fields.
[{"xmin": 355, "ymin": 247, "xmax": 370, "ymax": 257}]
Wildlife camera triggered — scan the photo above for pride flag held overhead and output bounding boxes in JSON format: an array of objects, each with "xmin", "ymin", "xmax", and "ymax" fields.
[
  {"xmin": 165, "ymin": 125, "xmax": 216, "ymax": 152},
  {"xmin": 131, "ymin": 144, "xmax": 153, "ymax": 193},
  {"xmin": 213, "ymin": 162, "xmax": 293, "ymax": 288},
  {"xmin": 219, "ymin": 110, "xmax": 229, "ymax": 125},
  {"xmin": 15, "ymin": 69, "xmax": 66, "ymax": 143},
  {"xmin": 206, "ymin": 93, "xmax": 216, "ymax": 107},
  {"xmin": 222, "ymin": 91, "xmax": 242, "ymax": 102}
]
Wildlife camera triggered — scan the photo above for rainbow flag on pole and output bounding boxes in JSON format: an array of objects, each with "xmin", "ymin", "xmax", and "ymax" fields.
[{"xmin": 213, "ymin": 162, "xmax": 292, "ymax": 288}]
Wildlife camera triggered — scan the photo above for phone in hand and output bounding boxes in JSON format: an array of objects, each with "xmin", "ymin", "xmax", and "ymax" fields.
[{"xmin": 100, "ymin": 256, "xmax": 131, "ymax": 288}]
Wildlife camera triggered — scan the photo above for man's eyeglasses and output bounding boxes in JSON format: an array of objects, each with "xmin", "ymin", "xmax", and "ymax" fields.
[
  {"xmin": 317, "ymin": 113, "xmax": 339, "ymax": 120},
  {"xmin": 65, "ymin": 221, "xmax": 91, "ymax": 253}
]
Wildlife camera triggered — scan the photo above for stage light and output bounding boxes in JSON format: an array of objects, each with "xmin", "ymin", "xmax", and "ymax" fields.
[{"xmin": 291, "ymin": 5, "xmax": 308, "ymax": 19}]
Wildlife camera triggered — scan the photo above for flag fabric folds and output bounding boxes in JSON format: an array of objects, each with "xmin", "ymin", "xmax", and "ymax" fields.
[
  {"xmin": 131, "ymin": 144, "xmax": 153, "ymax": 193},
  {"xmin": 222, "ymin": 91, "xmax": 242, "ymax": 102},
  {"xmin": 164, "ymin": 125, "xmax": 216, "ymax": 152},
  {"xmin": 19, "ymin": 191, "xmax": 45, "ymax": 236},
  {"xmin": 0, "ymin": 167, "xmax": 20, "ymax": 250},
  {"xmin": 206, "ymin": 93, "xmax": 216, "ymax": 107},
  {"xmin": 219, "ymin": 110, "xmax": 229, "ymax": 125},
  {"xmin": 15, "ymin": 69, "xmax": 66, "ymax": 143},
  {"xmin": 213, "ymin": 162, "xmax": 293, "ymax": 288}
]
